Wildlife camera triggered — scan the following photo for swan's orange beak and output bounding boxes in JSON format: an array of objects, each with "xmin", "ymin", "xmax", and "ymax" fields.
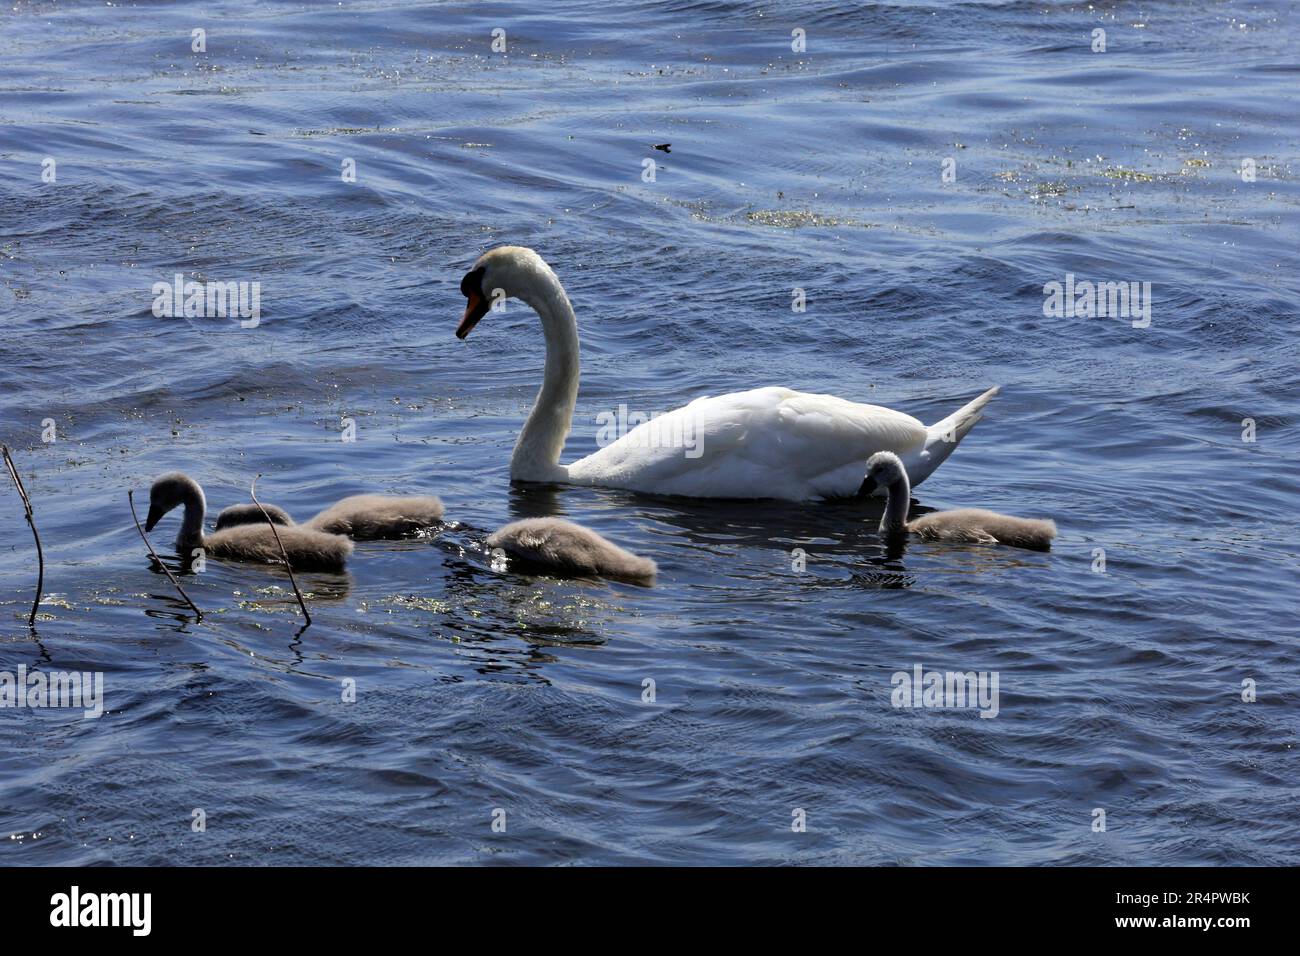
[{"xmin": 457, "ymin": 288, "xmax": 489, "ymax": 339}]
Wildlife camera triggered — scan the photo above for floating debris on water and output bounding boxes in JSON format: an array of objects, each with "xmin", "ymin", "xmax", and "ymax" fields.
[
  {"xmin": 744, "ymin": 210, "xmax": 875, "ymax": 228},
  {"xmin": 1029, "ymin": 181, "xmax": 1071, "ymax": 199},
  {"xmin": 1101, "ymin": 166, "xmax": 1157, "ymax": 182}
]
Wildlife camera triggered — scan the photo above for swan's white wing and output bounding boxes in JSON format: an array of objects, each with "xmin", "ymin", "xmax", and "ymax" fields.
[{"xmin": 566, "ymin": 386, "xmax": 926, "ymax": 500}]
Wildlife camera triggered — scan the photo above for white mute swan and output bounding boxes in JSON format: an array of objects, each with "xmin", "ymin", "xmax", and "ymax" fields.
[
  {"xmin": 487, "ymin": 518, "xmax": 657, "ymax": 585},
  {"xmin": 860, "ymin": 452, "xmax": 1056, "ymax": 550},
  {"xmin": 214, "ymin": 495, "xmax": 444, "ymax": 539},
  {"xmin": 456, "ymin": 246, "xmax": 999, "ymax": 500},
  {"xmin": 146, "ymin": 472, "xmax": 353, "ymax": 572}
]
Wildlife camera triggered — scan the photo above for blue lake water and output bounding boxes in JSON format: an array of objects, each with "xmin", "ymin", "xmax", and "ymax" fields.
[{"xmin": 0, "ymin": 0, "xmax": 1297, "ymax": 865}]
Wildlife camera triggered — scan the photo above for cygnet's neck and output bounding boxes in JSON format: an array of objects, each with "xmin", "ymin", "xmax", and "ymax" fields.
[
  {"xmin": 176, "ymin": 485, "xmax": 207, "ymax": 555},
  {"xmin": 879, "ymin": 470, "xmax": 911, "ymax": 534}
]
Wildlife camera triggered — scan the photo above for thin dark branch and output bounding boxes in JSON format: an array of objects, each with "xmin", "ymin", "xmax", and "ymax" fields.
[
  {"xmin": 2, "ymin": 444, "xmax": 45, "ymax": 627},
  {"xmin": 128, "ymin": 488, "xmax": 203, "ymax": 621},
  {"xmin": 251, "ymin": 474, "xmax": 311, "ymax": 627}
]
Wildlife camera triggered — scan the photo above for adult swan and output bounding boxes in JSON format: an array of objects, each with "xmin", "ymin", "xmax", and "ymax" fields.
[{"xmin": 456, "ymin": 246, "xmax": 999, "ymax": 501}]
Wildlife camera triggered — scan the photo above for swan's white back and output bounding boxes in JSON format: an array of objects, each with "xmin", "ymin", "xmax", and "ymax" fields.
[{"xmin": 567, "ymin": 386, "xmax": 928, "ymax": 499}]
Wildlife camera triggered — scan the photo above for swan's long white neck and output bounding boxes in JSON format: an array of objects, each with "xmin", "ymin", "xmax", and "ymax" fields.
[
  {"xmin": 511, "ymin": 267, "xmax": 579, "ymax": 483},
  {"xmin": 880, "ymin": 470, "xmax": 911, "ymax": 534}
]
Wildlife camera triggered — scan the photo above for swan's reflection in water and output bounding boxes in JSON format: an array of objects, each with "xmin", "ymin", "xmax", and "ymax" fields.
[{"xmin": 504, "ymin": 481, "xmax": 569, "ymax": 522}]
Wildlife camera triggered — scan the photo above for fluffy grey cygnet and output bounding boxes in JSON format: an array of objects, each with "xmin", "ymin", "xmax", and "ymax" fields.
[
  {"xmin": 859, "ymin": 452, "xmax": 1056, "ymax": 551},
  {"xmin": 215, "ymin": 494, "xmax": 444, "ymax": 539},
  {"xmin": 307, "ymin": 494, "xmax": 444, "ymax": 538},
  {"xmin": 146, "ymin": 472, "xmax": 353, "ymax": 572},
  {"xmin": 486, "ymin": 518, "xmax": 657, "ymax": 585},
  {"xmin": 214, "ymin": 501, "xmax": 293, "ymax": 531}
]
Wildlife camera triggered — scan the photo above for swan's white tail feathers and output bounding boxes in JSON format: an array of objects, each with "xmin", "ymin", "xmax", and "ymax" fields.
[
  {"xmin": 929, "ymin": 385, "xmax": 1000, "ymax": 445},
  {"xmin": 907, "ymin": 386, "xmax": 1000, "ymax": 488}
]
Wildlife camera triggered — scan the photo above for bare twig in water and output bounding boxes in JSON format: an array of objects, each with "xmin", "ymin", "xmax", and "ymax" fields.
[
  {"xmin": 2, "ymin": 444, "xmax": 45, "ymax": 626},
  {"xmin": 251, "ymin": 474, "xmax": 311, "ymax": 627},
  {"xmin": 128, "ymin": 488, "xmax": 203, "ymax": 621}
]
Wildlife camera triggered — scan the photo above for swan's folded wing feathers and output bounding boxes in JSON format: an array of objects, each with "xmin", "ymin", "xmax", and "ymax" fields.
[
  {"xmin": 568, "ymin": 387, "xmax": 928, "ymax": 499},
  {"xmin": 776, "ymin": 392, "xmax": 927, "ymax": 459}
]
